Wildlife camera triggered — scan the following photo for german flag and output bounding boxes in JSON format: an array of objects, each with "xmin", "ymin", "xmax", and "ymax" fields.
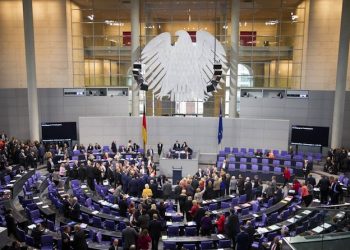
[{"xmin": 142, "ymin": 105, "xmax": 147, "ymax": 146}]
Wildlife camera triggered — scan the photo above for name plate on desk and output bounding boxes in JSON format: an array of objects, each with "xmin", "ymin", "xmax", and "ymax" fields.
[
  {"xmin": 80, "ymin": 223, "xmax": 87, "ymax": 229},
  {"xmin": 268, "ymin": 225, "xmax": 280, "ymax": 230},
  {"xmin": 287, "ymin": 218, "xmax": 296, "ymax": 223},
  {"xmin": 92, "ymin": 211, "xmax": 99, "ymax": 215},
  {"xmin": 302, "ymin": 210, "xmax": 311, "ymax": 215},
  {"xmin": 217, "ymin": 234, "xmax": 225, "ymax": 239},
  {"xmin": 257, "ymin": 228, "xmax": 268, "ymax": 234},
  {"xmin": 42, "ymin": 205, "xmax": 49, "ymax": 209}
]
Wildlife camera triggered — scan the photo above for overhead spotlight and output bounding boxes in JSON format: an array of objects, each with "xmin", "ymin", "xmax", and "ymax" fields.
[
  {"xmin": 206, "ymin": 84, "xmax": 216, "ymax": 93},
  {"xmin": 206, "ymin": 62, "xmax": 223, "ymax": 93},
  {"xmin": 132, "ymin": 62, "xmax": 148, "ymax": 91},
  {"xmin": 136, "ymin": 76, "xmax": 148, "ymax": 91}
]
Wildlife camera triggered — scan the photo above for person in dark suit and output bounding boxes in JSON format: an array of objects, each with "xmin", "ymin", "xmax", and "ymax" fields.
[
  {"xmin": 87, "ymin": 144, "xmax": 93, "ymax": 153},
  {"xmin": 86, "ymin": 162, "xmax": 95, "ymax": 191},
  {"xmin": 73, "ymin": 225, "xmax": 88, "ymax": 250},
  {"xmin": 245, "ymin": 220, "xmax": 256, "ymax": 248},
  {"xmin": 109, "ymin": 239, "xmax": 119, "ymax": 250},
  {"xmin": 4, "ymin": 209, "xmax": 17, "ymax": 237},
  {"xmin": 236, "ymin": 226, "xmax": 250, "ymax": 250},
  {"xmin": 185, "ymin": 146, "xmax": 193, "ymax": 159},
  {"xmin": 173, "ymin": 141, "xmax": 181, "ymax": 150},
  {"xmin": 111, "ymin": 141, "xmax": 117, "ymax": 154},
  {"xmin": 118, "ymin": 196, "xmax": 128, "ymax": 217},
  {"xmin": 132, "ymin": 143, "xmax": 139, "ymax": 152},
  {"xmin": 317, "ymin": 175, "xmax": 331, "ymax": 204},
  {"xmin": 62, "ymin": 226, "xmax": 72, "ymax": 250},
  {"xmin": 303, "ymin": 159, "xmax": 313, "ymax": 180},
  {"xmin": 69, "ymin": 197, "xmax": 81, "ymax": 221},
  {"xmin": 330, "ymin": 177, "xmax": 342, "ymax": 204},
  {"xmin": 237, "ymin": 175, "xmax": 245, "ymax": 195},
  {"xmin": 122, "ymin": 222, "xmax": 139, "ymax": 250},
  {"xmin": 306, "ymin": 174, "xmax": 316, "ymax": 187},
  {"xmin": 181, "ymin": 141, "xmax": 188, "ymax": 150},
  {"xmin": 244, "ymin": 177, "xmax": 253, "ymax": 201},
  {"xmin": 157, "ymin": 143, "xmax": 163, "ymax": 156},
  {"xmin": 128, "ymin": 177, "xmax": 139, "ymax": 197},
  {"xmin": 194, "ymin": 203, "xmax": 206, "ymax": 235},
  {"xmin": 269, "ymin": 236, "xmax": 281, "ymax": 250},
  {"xmin": 149, "ymin": 214, "xmax": 162, "ymax": 250},
  {"xmin": 31, "ymin": 223, "xmax": 44, "ymax": 248},
  {"xmin": 225, "ymin": 211, "xmax": 240, "ymax": 247}
]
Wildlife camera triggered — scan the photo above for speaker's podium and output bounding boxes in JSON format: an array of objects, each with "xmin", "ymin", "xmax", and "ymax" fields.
[{"xmin": 159, "ymin": 151, "xmax": 199, "ymax": 178}]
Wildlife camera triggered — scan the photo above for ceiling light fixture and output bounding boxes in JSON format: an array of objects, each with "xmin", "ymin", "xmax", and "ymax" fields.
[{"xmin": 265, "ymin": 20, "xmax": 279, "ymax": 26}]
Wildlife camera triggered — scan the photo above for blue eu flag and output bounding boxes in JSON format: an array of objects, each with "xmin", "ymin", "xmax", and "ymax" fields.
[{"xmin": 218, "ymin": 103, "xmax": 223, "ymax": 144}]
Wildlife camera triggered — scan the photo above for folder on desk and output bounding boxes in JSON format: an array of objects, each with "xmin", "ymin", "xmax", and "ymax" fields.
[
  {"xmin": 302, "ymin": 210, "xmax": 311, "ymax": 215},
  {"xmin": 217, "ymin": 234, "xmax": 225, "ymax": 239},
  {"xmin": 80, "ymin": 223, "xmax": 87, "ymax": 229}
]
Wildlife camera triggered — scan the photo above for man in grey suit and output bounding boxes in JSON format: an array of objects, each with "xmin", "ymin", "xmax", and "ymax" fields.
[
  {"xmin": 162, "ymin": 180, "xmax": 173, "ymax": 200},
  {"xmin": 122, "ymin": 221, "xmax": 138, "ymax": 250}
]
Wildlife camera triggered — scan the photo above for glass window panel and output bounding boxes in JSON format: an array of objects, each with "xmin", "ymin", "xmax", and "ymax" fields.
[
  {"xmin": 288, "ymin": 76, "xmax": 302, "ymax": 88},
  {"xmin": 284, "ymin": 35, "xmax": 304, "ymax": 49},
  {"xmin": 254, "ymin": 35, "xmax": 279, "ymax": 47},
  {"xmin": 292, "ymin": 49, "xmax": 303, "ymax": 63},
  {"xmin": 294, "ymin": 8, "xmax": 305, "ymax": 22},
  {"xmin": 282, "ymin": 0, "xmax": 305, "ymax": 8},
  {"xmin": 254, "ymin": 0, "xmax": 282, "ymax": 8},
  {"xmin": 290, "ymin": 63, "xmax": 302, "ymax": 77}
]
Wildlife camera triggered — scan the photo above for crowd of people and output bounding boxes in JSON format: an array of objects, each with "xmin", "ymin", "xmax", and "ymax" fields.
[
  {"xmin": 325, "ymin": 148, "xmax": 350, "ymax": 173},
  {"xmin": 1, "ymin": 131, "xmax": 349, "ymax": 249}
]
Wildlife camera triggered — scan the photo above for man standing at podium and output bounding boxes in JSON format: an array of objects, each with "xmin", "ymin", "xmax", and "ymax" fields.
[{"xmin": 157, "ymin": 142, "xmax": 163, "ymax": 156}]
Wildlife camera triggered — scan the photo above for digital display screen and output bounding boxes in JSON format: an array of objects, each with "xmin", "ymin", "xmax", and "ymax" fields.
[
  {"xmin": 291, "ymin": 125, "xmax": 329, "ymax": 147},
  {"xmin": 41, "ymin": 122, "xmax": 77, "ymax": 141}
]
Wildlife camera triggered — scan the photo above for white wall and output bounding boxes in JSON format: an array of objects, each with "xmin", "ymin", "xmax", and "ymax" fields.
[
  {"xmin": 240, "ymin": 90, "xmax": 350, "ymax": 148},
  {"xmin": 0, "ymin": 88, "xmax": 129, "ymax": 140},
  {"xmin": 79, "ymin": 116, "xmax": 290, "ymax": 153}
]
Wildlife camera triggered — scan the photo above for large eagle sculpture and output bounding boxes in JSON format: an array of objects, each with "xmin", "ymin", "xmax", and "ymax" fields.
[{"xmin": 140, "ymin": 30, "xmax": 227, "ymax": 102}]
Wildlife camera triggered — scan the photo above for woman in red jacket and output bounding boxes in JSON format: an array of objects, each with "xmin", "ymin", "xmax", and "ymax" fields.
[
  {"xmin": 283, "ymin": 167, "xmax": 291, "ymax": 187},
  {"xmin": 137, "ymin": 229, "xmax": 151, "ymax": 250},
  {"xmin": 292, "ymin": 178, "xmax": 301, "ymax": 193},
  {"xmin": 215, "ymin": 213, "xmax": 226, "ymax": 234}
]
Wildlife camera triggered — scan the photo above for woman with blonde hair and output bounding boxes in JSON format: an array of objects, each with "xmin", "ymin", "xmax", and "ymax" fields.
[{"xmin": 142, "ymin": 184, "xmax": 153, "ymax": 198}]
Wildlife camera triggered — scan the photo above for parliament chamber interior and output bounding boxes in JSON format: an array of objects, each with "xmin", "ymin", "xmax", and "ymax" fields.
[{"xmin": 0, "ymin": 0, "xmax": 350, "ymax": 249}]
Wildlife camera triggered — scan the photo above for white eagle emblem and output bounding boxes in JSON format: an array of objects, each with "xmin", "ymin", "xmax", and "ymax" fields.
[{"xmin": 141, "ymin": 30, "xmax": 227, "ymax": 102}]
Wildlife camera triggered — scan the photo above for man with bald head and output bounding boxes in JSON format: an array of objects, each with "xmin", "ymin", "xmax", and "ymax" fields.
[{"xmin": 109, "ymin": 239, "xmax": 119, "ymax": 250}]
